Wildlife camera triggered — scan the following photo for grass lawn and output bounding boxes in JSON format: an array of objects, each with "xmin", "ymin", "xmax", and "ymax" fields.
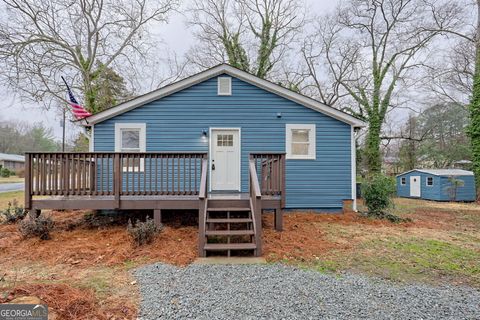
[
  {"xmin": 0, "ymin": 191, "xmax": 24, "ymax": 209},
  {"xmin": 0, "ymin": 194, "xmax": 479, "ymax": 318},
  {"xmin": 0, "ymin": 176, "xmax": 24, "ymax": 184},
  {"xmin": 263, "ymin": 198, "xmax": 480, "ymax": 287}
]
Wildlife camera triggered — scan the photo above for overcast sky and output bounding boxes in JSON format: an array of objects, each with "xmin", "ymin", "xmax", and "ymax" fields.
[{"xmin": 1, "ymin": 0, "xmax": 338, "ymax": 140}]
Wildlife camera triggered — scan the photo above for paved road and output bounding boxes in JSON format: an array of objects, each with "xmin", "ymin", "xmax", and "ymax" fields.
[{"xmin": 0, "ymin": 183, "xmax": 24, "ymax": 193}]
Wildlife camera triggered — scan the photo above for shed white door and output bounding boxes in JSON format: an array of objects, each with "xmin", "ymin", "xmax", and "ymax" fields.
[
  {"xmin": 211, "ymin": 129, "xmax": 240, "ymax": 191},
  {"xmin": 410, "ymin": 176, "xmax": 421, "ymax": 197}
]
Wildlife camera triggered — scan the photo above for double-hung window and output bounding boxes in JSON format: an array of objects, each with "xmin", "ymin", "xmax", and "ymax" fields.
[
  {"xmin": 286, "ymin": 124, "xmax": 316, "ymax": 159},
  {"xmin": 426, "ymin": 176, "xmax": 434, "ymax": 186},
  {"xmin": 115, "ymin": 123, "xmax": 146, "ymax": 171}
]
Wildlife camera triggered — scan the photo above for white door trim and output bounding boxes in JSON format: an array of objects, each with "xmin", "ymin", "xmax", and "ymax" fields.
[
  {"xmin": 209, "ymin": 127, "xmax": 242, "ymax": 192},
  {"xmin": 410, "ymin": 175, "xmax": 421, "ymax": 197}
]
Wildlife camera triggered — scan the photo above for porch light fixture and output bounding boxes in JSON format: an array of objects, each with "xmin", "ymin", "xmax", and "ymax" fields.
[
  {"xmin": 277, "ymin": 112, "xmax": 282, "ymax": 118},
  {"xmin": 201, "ymin": 129, "xmax": 208, "ymax": 142}
]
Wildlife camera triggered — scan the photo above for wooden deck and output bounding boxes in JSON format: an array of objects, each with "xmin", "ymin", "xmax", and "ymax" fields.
[
  {"xmin": 24, "ymin": 152, "xmax": 285, "ymax": 257},
  {"xmin": 29, "ymin": 193, "xmax": 281, "ymax": 210}
]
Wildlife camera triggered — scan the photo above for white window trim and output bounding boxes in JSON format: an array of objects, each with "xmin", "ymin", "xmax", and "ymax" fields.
[
  {"xmin": 89, "ymin": 125, "xmax": 95, "ymax": 152},
  {"xmin": 426, "ymin": 176, "xmax": 434, "ymax": 186},
  {"xmin": 285, "ymin": 124, "xmax": 316, "ymax": 160},
  {"xmin": 115, "ymin": 123, "xmax": 146, "ymax": 172},
  {"xmin": 218, "ymin": 77, "xmax": 232, "ymax": 96},
  {"xmin": 401, "ymin": 177, "xmax": 406, "ymax": 185}
]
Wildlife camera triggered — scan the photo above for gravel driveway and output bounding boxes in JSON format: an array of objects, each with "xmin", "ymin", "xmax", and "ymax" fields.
[{"xmin": 133, "ymin": 263, "xmax": 480, "ymax": 320}]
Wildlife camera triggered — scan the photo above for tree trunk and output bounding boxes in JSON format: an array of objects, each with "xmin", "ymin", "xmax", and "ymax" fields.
[
  {"xmin": 469, "ymin": 0, "xmax": 480, "ymax": 190},
  {"xmin": 365, "ymin": 118, "xmax": 382, "ymax": 174}
]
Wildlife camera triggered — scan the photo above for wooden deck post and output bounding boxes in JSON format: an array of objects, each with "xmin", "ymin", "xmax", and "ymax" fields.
[
  {"xmin": 254, "ymin": 195, "xmax": 262, "ymax": 256},
  {"xmin": 198, "ymin": 199, "xmax": 206, "ymax": 257},
  {"xmin": 114, "ymin": 153, "xmax": 121, "ymax": 209},
  {"xmin": 24, "ymin": 153, "xmax": 32, "ymax": 210},
  {"xmin": 154, "ymin": 209, "xmax": 162, "ymax": 227},
  {"xmin": 274, "ymin": 205, "xmax": 283, "ymax": 232}
]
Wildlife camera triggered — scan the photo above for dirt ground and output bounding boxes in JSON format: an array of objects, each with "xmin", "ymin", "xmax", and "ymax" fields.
[{"xmin": 1, "ymin": 194, "xmax": 479, "ymax": 319}]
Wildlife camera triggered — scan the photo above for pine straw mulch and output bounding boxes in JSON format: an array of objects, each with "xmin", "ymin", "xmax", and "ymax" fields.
[
  {"xmin": 262, "ymin": 211, "xmax": 414, "ymax": 262},
  {"xmin": 0, "ymin": 210, "xmax": 198, "ymax": 320},
  {"xmin": 0, "ymin": 211, "xmax": 198, "ymax": 268},
  {"xmin": 1, "ymin": 284, "xmax": 135, "ymax": 320}
]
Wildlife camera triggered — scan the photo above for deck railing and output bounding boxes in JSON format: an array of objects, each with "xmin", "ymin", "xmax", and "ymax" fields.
[
  {"xmin": 250, "ymin": 153, "xmax": 286, "ymax": 207},
  {"xmin": 25, "ymin": 152, "xmax": 208, "ymax": 209}
]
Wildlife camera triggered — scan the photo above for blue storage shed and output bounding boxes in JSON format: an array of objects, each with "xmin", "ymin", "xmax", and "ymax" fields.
[{"xmin": 396, "ymin": 169, "xmax": 476, "ymax": 202}]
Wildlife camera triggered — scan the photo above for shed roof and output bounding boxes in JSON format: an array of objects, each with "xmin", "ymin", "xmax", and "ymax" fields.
[
  {"xmin": 79, "ymin": 64, "xmax": 366, "ymax": 127},
  {"xmin": 0, "ymin": 153, "xmax": 25, "ymax": 162},
  {"xmin": 398, "ymin": 169, "xmax": 474, "ymax": 177}
]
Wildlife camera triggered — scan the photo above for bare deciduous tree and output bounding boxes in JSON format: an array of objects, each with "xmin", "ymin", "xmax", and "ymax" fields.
[
  {"xmin": 302, "ymin": 0, "xmax": 462, "ymax": 174},
  {"xmin": 187, "ymin": 0, "xmax": 305, "ymax": 79},
  {"xmin": 427, "ymin": 0, "xmax": 480, "ymax": 188},
  {"xmin": 0, "ymin": 0, "xmax": 178, "ymax": 113}
]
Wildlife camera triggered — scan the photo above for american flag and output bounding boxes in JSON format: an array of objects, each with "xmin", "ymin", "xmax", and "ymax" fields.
[{"xmin": 61, "ymin": 76, "xmax": 92, "ymax": 119}]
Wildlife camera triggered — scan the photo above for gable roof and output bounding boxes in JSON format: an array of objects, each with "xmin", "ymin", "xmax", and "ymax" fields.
[
  {"xmin": 79, "ymin": 64, "xmax": 366, "ymax": 127},
  {"xmin": 0, "ymin": 153, "xmax": 25, "ymax": 162},
  {"xmin": 398, "ymin": 169, "xmax": 474, "ymax": 177}
]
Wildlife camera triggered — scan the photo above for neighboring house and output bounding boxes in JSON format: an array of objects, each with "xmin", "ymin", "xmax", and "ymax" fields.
[
  {"xmin": 24, "ymin": 64, "xmax": 366, "ymax": 257},
  {"xmin": 0, "ymin": 153, "xmax": 25, "ymax": 172},
  {"xmin": 453, "ymin": 160, "xmax": 472, "ymax": 170},
  {"xmin": 396, "ymin": 169, "xmax": 476, "ymax": 202},
  {"xmin": 382, "ymin": 156, "xmax": 401, "ymax": 176}
]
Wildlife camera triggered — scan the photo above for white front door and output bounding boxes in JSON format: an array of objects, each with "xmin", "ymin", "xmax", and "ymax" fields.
[
  {"xmin": 410, "ymin": 176, "xmax": 421, "ymax": 197},
  {"xmin": 211, "ymin": 129, "xmax": 241, "ymax": 191}
]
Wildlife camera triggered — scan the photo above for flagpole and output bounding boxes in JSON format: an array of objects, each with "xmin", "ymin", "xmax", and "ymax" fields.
[{"xmin": 62, "ymin": 107, "xmax": 66, "ymax": 152}]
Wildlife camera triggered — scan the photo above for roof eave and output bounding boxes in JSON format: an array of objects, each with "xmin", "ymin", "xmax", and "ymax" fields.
[{"xmin": 80, "ymin": 64, "xmax": 367, "ymax": 128}]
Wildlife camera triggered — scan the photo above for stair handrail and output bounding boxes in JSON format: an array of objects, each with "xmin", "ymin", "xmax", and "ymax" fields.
[
  {"xmin": 249, "ymin": 159, "xmax": 262, "ymax": 256},
  {"xmin": 249, "ymin": 160, "xmax": 261, "ymax": 199},
  {"xmin": 199, "ymin": 157, "xmax": 208, "ymax": 199}
]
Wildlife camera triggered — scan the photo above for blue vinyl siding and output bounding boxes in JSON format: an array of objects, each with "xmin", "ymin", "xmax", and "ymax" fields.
[
  {"xmin": 439, "ymin": 176, "xmax": 476, "ymax": 201},
  {"xmin": 396, "ymin": 170, "xmax": 475, "ymax": 201},
  {"xmin": 94, "ymin": 75, "xmax": 353, "ymax": 209}
]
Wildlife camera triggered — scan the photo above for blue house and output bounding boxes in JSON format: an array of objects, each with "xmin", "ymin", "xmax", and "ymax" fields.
[
  {"xmin": 396, "ymin": 169, "xmax": 476, "ymax": 202},
  {"xmin": 25, "ymin": 64, "xmax": 366, "ymax": 257}
]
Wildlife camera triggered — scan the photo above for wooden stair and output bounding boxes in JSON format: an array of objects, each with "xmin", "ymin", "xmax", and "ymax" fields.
[{"xmin": 200, "ymin": 199, "xmax": 260, "ymax": 257}]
